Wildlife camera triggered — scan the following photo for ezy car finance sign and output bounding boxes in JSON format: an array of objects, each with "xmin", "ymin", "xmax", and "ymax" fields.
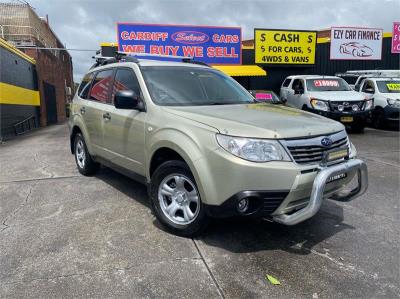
[{"xmin": 330, "ymin": 27, "xmax": 383, "ymax": 60}]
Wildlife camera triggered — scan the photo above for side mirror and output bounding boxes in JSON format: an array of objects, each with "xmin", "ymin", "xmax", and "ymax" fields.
[
  {"xmin": 114, "ymin": 90, "xmax": 142, "ymax": 110},
  {"xmin": 294, "ymin": 88, "xmax": 304, "ymax": 95},
  {"xmin": 365, "ymin": 88, "xmax": 374, "ymax": 94}
]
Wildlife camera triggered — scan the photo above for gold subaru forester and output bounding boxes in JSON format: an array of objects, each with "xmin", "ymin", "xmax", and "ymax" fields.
[{"xmin": 69, "ymin": 55, "xmax": 368, "ymax": 236}]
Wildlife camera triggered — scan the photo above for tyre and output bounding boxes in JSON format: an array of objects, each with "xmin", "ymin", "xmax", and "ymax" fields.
[
  {"xmin": 349, "ymin": 123, "xmax": 365, "ymax": 133},
  {"xmin": 150, "ymin": 160, "xmax": 208, "ymax": 236},
  {"xmin": 372, "ymin": 108, "xmax": 386, "ymax": 129},
  {"xmin": 74, "ymin": 133, "xmax": 99, "ymax": 176}
]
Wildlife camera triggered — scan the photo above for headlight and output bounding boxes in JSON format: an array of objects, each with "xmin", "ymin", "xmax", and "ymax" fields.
[
  {"xmin": 310, "ymin": 98, "xmax": 330, "ymax": 111},
  {"xmin": 387, "ymin": 98, "xmax": 400, "ymax": 108},
  {"xmin": 216, "ymin": 134, "xmax": 291, "ymax": 162},
  {"xmin": 348, "ymin": 141, "xmax": 357, "ymax": 158},
  {"xmin": 364, "ymin": 99, "xmax": 373, "ymax": 111}
]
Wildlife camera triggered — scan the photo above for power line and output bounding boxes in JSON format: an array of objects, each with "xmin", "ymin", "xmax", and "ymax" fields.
[{"xmin": 15, "ymin": 46, "xmax": 97, "ymax": 52}]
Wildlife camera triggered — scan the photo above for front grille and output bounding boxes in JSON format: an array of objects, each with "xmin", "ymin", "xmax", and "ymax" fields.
[
  {"xmin": 330, "ymin": 101, "xmax": 364, "ymax": 112},
  {"xmin": 282, "ymin": 131, "xmax": 350, "ymax": 165}
]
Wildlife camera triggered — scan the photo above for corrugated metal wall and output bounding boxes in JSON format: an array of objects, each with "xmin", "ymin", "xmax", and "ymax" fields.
[
  {"xmin": 0, "ymin": 43, "xmax": 40, "ymax": 140},
  {"xmin": 238, "ymin": 37, "xmax": 400, "ymax": 93}
]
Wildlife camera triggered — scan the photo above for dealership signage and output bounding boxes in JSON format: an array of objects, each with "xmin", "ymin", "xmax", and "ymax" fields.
[
  {"xmin": 254, "ymin": 29, "xmax": 317, "ymax": 65},
  {"xmin": 392, "ymin": 22, "xmax": 400, "ymax": 54},
  {"xmin": 117, "ymin": 23, "xmax": 241, "ymax": 64},
  {"xmin": 330, "ymin": 27, "xmax": 383, "ymax": 60}
]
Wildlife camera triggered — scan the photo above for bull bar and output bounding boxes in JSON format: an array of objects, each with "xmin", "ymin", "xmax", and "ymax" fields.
[{"xmin": 273, "ymin": 158, "xmax": 368, "ymax": 226}]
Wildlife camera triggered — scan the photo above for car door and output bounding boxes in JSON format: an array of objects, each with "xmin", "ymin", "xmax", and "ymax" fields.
[
  {"xmin": 280, "ymin": 78, "xmax": 292, "ymax": 103},
  {"xmin": 101, "ymin": 67, "xmax": 146, "ymax": 176},
  {"xmin": 76, "ymin": 72, "xmax": 101, "ymax": 154},
  {"xmin": 85, "ymin": 69, "xmax": 115, "ymax": 156},
  {"xmin": 288, "ymin": 78, "xmax": 304, "ymax": 108}
]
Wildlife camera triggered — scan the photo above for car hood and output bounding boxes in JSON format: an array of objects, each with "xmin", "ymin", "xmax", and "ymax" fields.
[
  {"xmin": 308, "ymin": 90, "xmax": 365, "ymax": 101},
  {"xmin": 381, "ymin": 92, "xmax": 400, "ymax": 100},
  {"xmin": 162, "ymin": 103, "xmax": 344, "ymax": 139}
]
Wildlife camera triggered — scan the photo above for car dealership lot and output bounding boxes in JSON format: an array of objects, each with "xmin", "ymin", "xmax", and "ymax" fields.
[{"xmin": 0, "ymin": 124, "xmax": 399, "ymax": 298}]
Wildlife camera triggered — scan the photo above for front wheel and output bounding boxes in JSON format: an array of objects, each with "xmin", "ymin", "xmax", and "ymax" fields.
[
  {"xmin": 150, "ymin": 160, "xmax": 208, "ymax": 236},
  {"xmin": 349, "ymin": 123, "xmax": 365, "ymax": 133}
]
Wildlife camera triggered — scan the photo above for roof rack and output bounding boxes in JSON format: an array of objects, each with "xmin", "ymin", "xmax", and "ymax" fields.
[{"xmin": 90, "ymin": 50, "xmax": 210, "ymax": 69}]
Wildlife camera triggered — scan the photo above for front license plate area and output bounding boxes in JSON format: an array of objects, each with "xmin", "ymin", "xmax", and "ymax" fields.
[
  {"xmin": 340, "ymin": 116, "xmax": 353, "ymax": 123},
  {"xmin": 327, "ymin": 172, "xmax": 347, "ymax": 183},
  {"xmin": 323, "ymin": 147, "xmax": 349, "ymax": 163}
]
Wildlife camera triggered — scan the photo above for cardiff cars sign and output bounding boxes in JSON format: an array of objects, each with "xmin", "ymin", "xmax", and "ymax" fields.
[
  {"xmin": 117, "ymin": 23, "xmax": 241, "ymax": 64},
  {"xmin": 330, "ymin": 26, "xmax": 383, "ymax": 60}
]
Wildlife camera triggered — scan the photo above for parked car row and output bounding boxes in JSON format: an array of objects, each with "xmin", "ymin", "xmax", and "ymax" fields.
[{"xmin": 278, "ymin": 71, "xmax": 399, "ymax": 132}]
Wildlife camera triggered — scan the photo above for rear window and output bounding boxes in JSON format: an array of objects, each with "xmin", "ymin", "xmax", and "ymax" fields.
[
  {"xmin": 78, "ymin": 73, "xmax": 94, "ymax": 99},
  {"xmin": 306, "ymin": 78, "xmax": 351, "ymax": 91},
  {"xmin": 376, "ymin": 80, "xmax": 400, "ymax": 93},
  {"xmin": 282, "ymin": 78, "xmax": 291, "ymax": 87}
]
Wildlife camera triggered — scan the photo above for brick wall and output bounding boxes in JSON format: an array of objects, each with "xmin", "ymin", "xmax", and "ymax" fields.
[{"xmin": 24, "ymin": 48, "xmax": 73, "ymax": 126}]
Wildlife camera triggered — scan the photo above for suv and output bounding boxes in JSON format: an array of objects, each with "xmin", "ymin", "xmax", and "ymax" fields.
[
  {"xmin": 69, "ymin": 56, "xmax": 368, "ymax": 236},
  {"xmin": 280, "ymin": 75, "xmax": 373, "ymax": 133},
  {"xmin": 358, "ymin": 77, "xmax": 400, "ymax": 128}
]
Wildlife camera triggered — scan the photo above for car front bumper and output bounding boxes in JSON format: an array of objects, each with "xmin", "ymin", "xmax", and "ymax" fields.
[
  {"xmin": 198, "ymin": 146, "xmax": 367, "ymax": 225},
  {"xmin": 308, "ymin": 108, "xmax": 371, "ymax": 124},
  {"xmin": 383, "ymin": 105, "xmax": 400, "ymax": 122},
  {"xmin": 203, "ymin": 158, "xmax": 367, "ymax": 225}
]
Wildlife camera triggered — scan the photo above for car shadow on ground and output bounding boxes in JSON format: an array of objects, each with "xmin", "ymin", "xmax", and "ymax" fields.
[{"xmin": 96, "ymin": 165, "xmax": 355, "ymax": 256}]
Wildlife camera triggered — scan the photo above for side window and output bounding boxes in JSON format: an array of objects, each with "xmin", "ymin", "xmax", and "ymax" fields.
[
  {"xmin": 78, "ymin": 73, "xmax": 94, "ymax": 99},
  {"xmin": 292, "ymin": 79, "xmax": 303, "ymax": 90},
  {"xmin": 282, "ymin": 78, "xmax": 291, "ymax": 87},
  {"xmin": 89, "ymin": 69, "xmax": 114, "ymax": 104},
  {"xmin": 362, "ymin": 80, "xmax": 375, "ymax": 93},
  {"xmin": 112, "ymin": 68, "xmax": 141, "ymax": 101},
  {"xmin": 292, "ymin": 79, "xmax": 299, "ymax": 90}
]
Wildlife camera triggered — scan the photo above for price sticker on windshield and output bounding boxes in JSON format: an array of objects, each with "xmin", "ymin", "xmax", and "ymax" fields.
[
  {"xmin": 314, "ymin": 80, "xmax": 339, "ymax": 87},
  {"xmin": 255, "ymin": 93, "xmax": 273, "ymax": 101},
  {"xmin": 387, "ymin": 83, "xmax": 400, "ymax": 91}
]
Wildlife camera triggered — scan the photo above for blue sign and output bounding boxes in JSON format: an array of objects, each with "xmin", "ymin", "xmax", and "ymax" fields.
[{"xmin": 117, "ymin": 23, "xmax": 242, "ymax": 65}]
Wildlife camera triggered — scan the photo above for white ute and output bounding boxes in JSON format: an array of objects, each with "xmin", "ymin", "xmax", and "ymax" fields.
[
  {"xmin": 280, "ymin": 75, "xmax": 373, "ymax": 132},
  {"xmin": 358, "ymin": 77, "xmax": 400, "ymax": 128}
]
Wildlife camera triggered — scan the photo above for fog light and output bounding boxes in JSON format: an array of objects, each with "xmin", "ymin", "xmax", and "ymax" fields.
[
  {"xmin": 352, "ymin": 104, "xmax": 359, "ymax": 111},
  {"xmin": 338, "ymin": 105, "xmax": 344, "ymax": 112},
  {"xmin": 237, "ymin": 198, "xmax": 249, "ymax": 213}
]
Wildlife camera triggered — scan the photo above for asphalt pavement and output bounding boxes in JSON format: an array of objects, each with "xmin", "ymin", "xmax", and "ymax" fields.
[{"xmin": 0, "ymin": 124, "xmax": 399, "ymax": 298}]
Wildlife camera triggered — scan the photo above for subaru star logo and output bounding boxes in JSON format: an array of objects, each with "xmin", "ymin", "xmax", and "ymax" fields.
[{"xmin": 321, "ymin": 137, "xmax": 333, "ymax": 147}]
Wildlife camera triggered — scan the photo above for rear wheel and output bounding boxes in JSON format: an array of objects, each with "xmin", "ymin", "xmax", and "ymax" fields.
[
  {"xmin": 150, "ymin": 160, "xmax": 208, "ymax": 236},
  {"xmin": 74, "ymin": 133, "xmax": 99, "ymax": 175}
]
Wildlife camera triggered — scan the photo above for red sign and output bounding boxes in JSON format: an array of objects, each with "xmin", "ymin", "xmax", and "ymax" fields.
[
  {"xmin": 392, "ymin": 22, "xmax": 400, "ymax": 54},
  {"xmin": 255, "ymin": 93, "xmax": 273, "ymax": 100},
  {"xmin": 314, "ymin": 80, "xmax": 339, "ymax": 87}
]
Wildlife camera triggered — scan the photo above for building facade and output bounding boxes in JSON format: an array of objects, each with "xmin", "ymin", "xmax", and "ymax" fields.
[{"xmin": 0, "ymin": 2, "xmax": 73, "ymax": 135}]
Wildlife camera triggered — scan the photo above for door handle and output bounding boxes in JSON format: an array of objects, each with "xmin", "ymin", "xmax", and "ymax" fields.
[
  {"xmin": 80, "ymin": 107, "xmax": 86, "ymax": 114},
  {"xmin": 103, "ymin": 112, "xmax": 111, "ymax": 121}
]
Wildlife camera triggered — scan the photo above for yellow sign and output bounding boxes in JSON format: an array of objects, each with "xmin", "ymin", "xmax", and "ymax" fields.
[
  {"xmin": 387, "ymin": 83, "xmax": 400, "ymax": 91},
  {"xmin": 254, "ymin": 29, "xmax": 317, "ymax": 65}
]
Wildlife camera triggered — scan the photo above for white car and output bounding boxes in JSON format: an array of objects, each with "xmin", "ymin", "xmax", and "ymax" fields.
[
  {"xmin": 358, "ymin": 77, "xmax": 400, "ymax": 128},
  {"xmin": 280, "ymin": 75, "xmax": 373, "ymax": 132}
]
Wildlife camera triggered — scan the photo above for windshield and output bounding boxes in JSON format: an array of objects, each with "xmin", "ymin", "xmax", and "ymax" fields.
[
  {"xmin": 141, "ymin": 66, "xmax": 255, "ymax": 106},
  {"xmin": 376, "ymin": 80, "xmax": 400, "ymax": 93},
  {"xmin": 248, "ymin": 90, "xmax": 281, "ymax": 103},
  {"xmin": 306, "ymin": 78, "xmax": 352, "ymax": 92}
]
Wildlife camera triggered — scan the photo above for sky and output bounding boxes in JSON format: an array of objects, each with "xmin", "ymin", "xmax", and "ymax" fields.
[{"xmin": 19, "ymin": 0, "xmax": 400, "ymax": 81}]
